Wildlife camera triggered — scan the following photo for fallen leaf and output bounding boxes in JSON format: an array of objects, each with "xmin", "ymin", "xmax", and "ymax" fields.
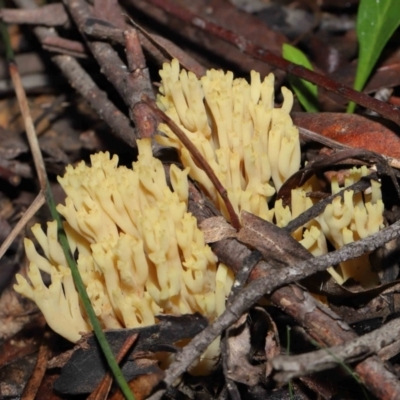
[{"xmin": 293, "ymin": 112, "xmax": 400, "ymax": 160}]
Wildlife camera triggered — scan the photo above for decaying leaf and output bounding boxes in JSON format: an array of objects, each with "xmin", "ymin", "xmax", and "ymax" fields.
[
  {"xmin": 225, "ymin": 314, "xmax": 262, "ymax": 386},
  {"xmin": 53, "ymin": 314, "xmax": 208, "ymax": 395}
]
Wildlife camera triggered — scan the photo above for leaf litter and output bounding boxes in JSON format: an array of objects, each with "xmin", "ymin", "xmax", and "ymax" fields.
[{"xmin": 1, "ymin": 0, "xmax": 400, "ymax": 399}]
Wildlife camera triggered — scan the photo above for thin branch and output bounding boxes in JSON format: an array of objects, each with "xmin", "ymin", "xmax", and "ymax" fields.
[
  {"xmin": 284, "ymin": 177, "xmax": 372, "ymax": 233},
  {"xmin": 272, "ymin": 317, "xmax": 400, "ymax": 382},
  {"xmin": 0, "ymin": 4, "xmax": 68, "ymax": 26},
  {"xmin": 0, "ymin": 191, "xmax": 45, "ymax": 260},
  {"xmin": 14, "ymin": 0, "xmax": 138, "ymax": 148},
  {"xmin": 9, "ymin": 62, "xmax": 46, "ymax": 190},
  {"xmin": 160, "ymin": 217, "xmax": 400, "ymax": 389}
]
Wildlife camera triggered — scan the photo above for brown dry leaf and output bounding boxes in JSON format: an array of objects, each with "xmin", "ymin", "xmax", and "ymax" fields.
[
  {"xmin": 53, "ymin": 314, "xmax": 207, "ymax": 395},
  {"xmin": 293, "ymin": 112, "xmax": 400, "ymax": 161},
  {"xmin": 0, "ymin": 287, "xmax": 38, "ymax": 340},
  {"xmin": 237, "ymin": 211, "xmax": 312, "ymax": 268},
  {"xmin": 88, "ymin": 334, "xmax": 139, "ymax": 400},
  {"xmin": 262, "ymin": 309, "xmax": 280, "ymax": 378},
  {"xmin": 225, "ymin": 313, "xmax": 262, "ymax": 386}
]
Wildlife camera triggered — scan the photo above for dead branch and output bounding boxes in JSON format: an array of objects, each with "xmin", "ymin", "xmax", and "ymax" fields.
[
  {"xmin": 41, "ymin": 36, "xmax": 87, "ymax": 58},
  {"xmin": 14, "ymin": 0, "xmax": 137, "ymax": 148},
  {"xmin": 148, "ymin": 186, "xmax": 400, "ymax": 400},
  {"xmin": 272, "ymin": 316, "xmax": 400, "ymax": 382},
  {"xmin": 160, "ymin": 217, "xmax": 400, "ymax": 387},
  {"xmin": 0, "ymin": 4, "xmax": 68, "ymax": 26}
]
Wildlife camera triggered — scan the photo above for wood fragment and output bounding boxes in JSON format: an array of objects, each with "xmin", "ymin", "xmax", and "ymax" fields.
[{"xmin": 272, "ymin": 317, "xmax": 400, "ymax": 382}]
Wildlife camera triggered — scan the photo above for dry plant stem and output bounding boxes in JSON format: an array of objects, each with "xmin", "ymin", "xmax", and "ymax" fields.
[
  {"xmin": 123, "ymin": 24, "xmax": 167, "ymax": 69},
  {"xmin": 88, "ymin": 334, "xmax": 138, "ymax": 400},
  {"xmin": 0, "ymin": 191, "xmax": 45, "ymax": 260},
  {"xmin": 14, "ymin": 0, "xmax": 137, "ymax": 148},
  {"xmin": 42, "ymin": 36, "xmax": 87, "ymax": 58},
  {"xmin": 272, "ymin": 316, "xmax": 400, "ymax": 382},
  {"xmin": 146, "ymin": 0, "xmax": 400, "ymax": 127},
  {"xmin": 270, "ymin": 286, "xmax": 400, "ymax": 399},
  {"xmin": 52, "ymin": 54, "xmax": 137, "ymax": 147},
  {"xmin": 64, "ymin": 0, "xmax": 158, "ymax": 141},
  {"xmin": 83, "ymin": 20, "xmax": 126, "ymax": 45},
  {"xmin": 0, "ymin": 4, "xmax": 68, "ymax": 26},
  {"xmin": 125, "ymin": 30, "xmax": 158, "ymax": 140},
  {"xmin": 82, "ymin": 19, "xmax": 168, "ymax": 66},
  {"xmin": 64, "ymin": 0, "xmax": 152, "ymax": 109},
  {"xmin": 9, "ymin": 62, "xmax": 46, "ymax": 189},
  {"xmin": 21, "ymin": 331, "xmax": 52, "ymax": 400},
  {"xmin": 84, "ymin": 18, "xmax": 207, "ymax": 78},
  {"xmin": 142, "ymin": 96, "xmax": 241, "ymax": 230},
  {"xmin": 297, "ymin": 126, "xmax": 352, "ymax": 151},
  {"xmin": 128, "ymin": 19, "xmax": 207, "ymax": 78}
]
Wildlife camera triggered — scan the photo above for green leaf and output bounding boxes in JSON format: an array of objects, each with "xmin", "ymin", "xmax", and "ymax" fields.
[
  {"xmin": 282, "ymin": 43, "xmax": 318, "ymax": 112},
  {"xmin": 347, "ymin": 0, "xmax": 400, "ymax": 113}
]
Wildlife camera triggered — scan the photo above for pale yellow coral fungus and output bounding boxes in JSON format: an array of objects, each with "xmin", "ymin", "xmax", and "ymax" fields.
[
  {"xmin": 155, "ymin": 59, "xmax": 385, "ymax": 287},
  {"xmin": 273, "ymin": 167, "xmax": 384, "ymax": 287},
  {"xmin": 156, "ymin": 58, "xmax": 300, "ymax": 222},
  {"xmin": 15, "ymin": 60, "xmax": 387, "ymax": 365},
  {"xmin": 317, "ymin": 166, "xmax": 384, "ymax": 286},
  {"xmin": 14, "ymin": 139, "xmax": 234, "ymax": 346}
]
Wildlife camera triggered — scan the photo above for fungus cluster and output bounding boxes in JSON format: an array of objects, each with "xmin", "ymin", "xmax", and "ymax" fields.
[
  {"xmin": 15, "ymin": 139, "xmax": 234, "ymax": 346},
  {"xmin": 14, "ymin": 61, "xmax": 386, "ymax": 370},
  {"xmin": 156, "ymin": 60, "xmax": 385, "ymax": 287},
  {"xmin": 273, "ymin": 166, "xmax": 384, "ymax": 287},
  {"xmin": 156, "ymin": 58, "xmax": 300, "ymax": 222}
]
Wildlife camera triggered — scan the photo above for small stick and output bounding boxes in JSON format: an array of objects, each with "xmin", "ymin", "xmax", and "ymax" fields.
[
  {"xmin": 0, "ymin": 191, "xmax": 45, "ymax": 260},
  {"xmin": 21, "ymin": 330, "xmax": 52, "ymax": 400},
  {"xmin": 0, "ymin": 4, "xmax": 68, "ymax": 26},
  {"xmin": 9, "ymin": 61, "xmax": 46, "ymax": 190},
  {"xmin": 271, "ymin": 317, "xmax": 400, "ymax": 382},
  {"xmin": 158, "ymin": 217, "xmax": 400, "ymax": 390},
  {"xmin": 88, "ymin": 334, "xmax": 139, "ymax": 400},
  {"xmin": 142, "ymin": 95, "xmax": 241, "ymax": 231}
]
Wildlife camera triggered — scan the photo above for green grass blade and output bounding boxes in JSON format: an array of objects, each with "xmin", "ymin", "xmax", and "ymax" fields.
[
  {"xmin": 44, "ymin": 182, "xmax": 135, "ymax": 400},
  {"xmin": 282, "ymin": 44, "xmax": 318, "ymax": 112},
  {"xmin": 347, "ymin": 0, "xmax": 400, "ymax": 113}
]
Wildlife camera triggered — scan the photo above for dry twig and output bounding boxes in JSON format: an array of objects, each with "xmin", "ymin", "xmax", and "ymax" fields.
[
  {"xmin": 14, "ymin": 0, "xmax": 138, "ymax": 148},
  {"xmin": 272, "ymin": 317, "xmax": 400, "ymax": 382}
]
